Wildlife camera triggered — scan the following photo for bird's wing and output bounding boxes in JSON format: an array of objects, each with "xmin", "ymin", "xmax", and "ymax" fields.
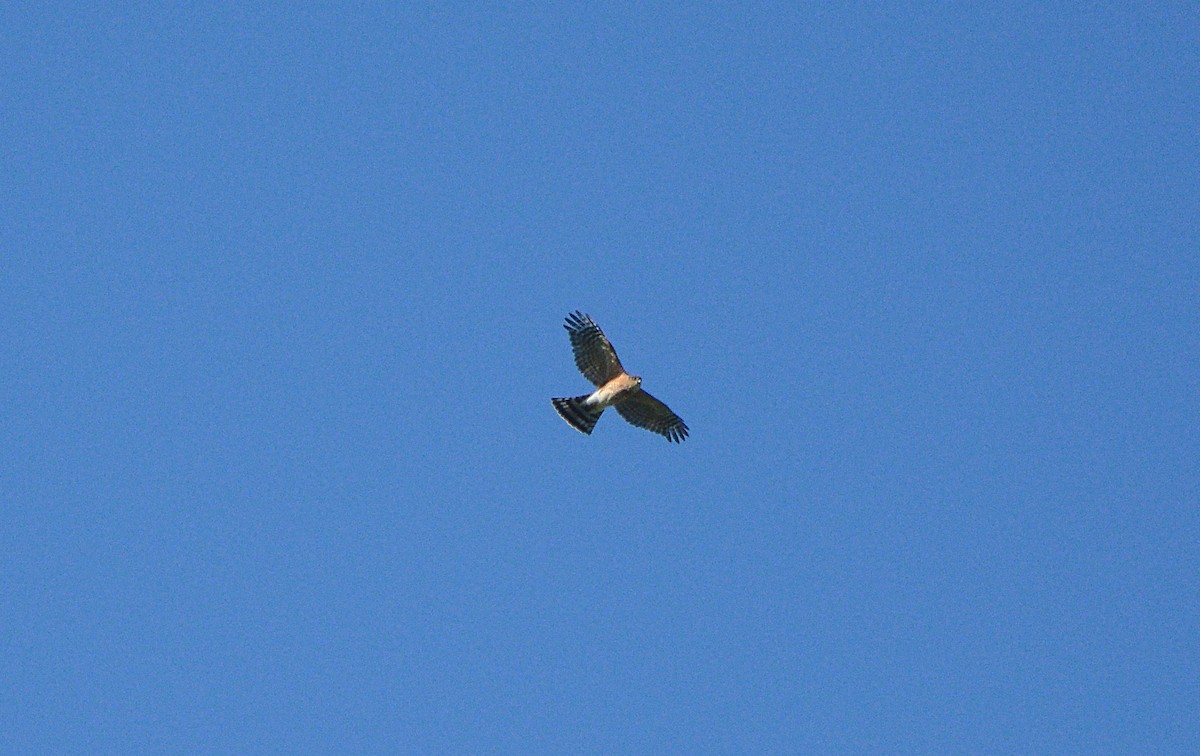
[
  {"xmin": 564, "ymin": 311, "xmax": 626, "ymax": 386},
  {"xmin": 615, "ymin": 389, "xmax": 689, "ymax": 443}
]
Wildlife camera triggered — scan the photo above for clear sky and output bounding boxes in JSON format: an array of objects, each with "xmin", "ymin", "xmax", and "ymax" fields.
[{"xmin": 3, "ymin": 3, "xmax": 1197, "ymax": 752}]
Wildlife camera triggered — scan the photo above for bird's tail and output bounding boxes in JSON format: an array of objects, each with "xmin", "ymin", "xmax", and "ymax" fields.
[{"xmin": 552, "ymin": 395, "xmax": 604, "ymax": 435}]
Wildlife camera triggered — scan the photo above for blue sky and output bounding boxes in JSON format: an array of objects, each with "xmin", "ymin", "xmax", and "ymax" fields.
[{"xmin": 3, "ymin": 3, "xmax": 1197, "ymax": 752}]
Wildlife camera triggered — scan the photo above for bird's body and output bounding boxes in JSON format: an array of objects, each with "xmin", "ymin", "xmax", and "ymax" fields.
[
  {"xmin": 588, "ymin": 373, "xmax": 643, "ymax": 408},
  {"xmin": 551, "ymin": 312, "xmax": 688, "ymax": 443}
]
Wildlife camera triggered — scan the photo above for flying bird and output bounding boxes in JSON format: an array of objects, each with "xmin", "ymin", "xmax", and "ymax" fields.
[{"xmin": 552, "ymin": 311, "xmax": 689, "ymax": 443}]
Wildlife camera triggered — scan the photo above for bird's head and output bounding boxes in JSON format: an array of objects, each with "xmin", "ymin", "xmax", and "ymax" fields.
[{"xmin": 632, "ymin": 375, "xmax": 642, "ymax": 386}]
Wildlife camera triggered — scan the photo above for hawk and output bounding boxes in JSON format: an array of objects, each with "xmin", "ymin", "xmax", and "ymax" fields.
[{"xmin": 551, "ymin": 311, "xmax": 689, "ymax": 443}]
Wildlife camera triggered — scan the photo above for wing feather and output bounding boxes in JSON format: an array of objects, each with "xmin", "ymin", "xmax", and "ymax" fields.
[
  {"xmin": 614, "ymin": 389, "xmax": 689, "ymax": 443},
  {"xmin": 564, "ymin": 311, "xmax": 625, "ymax": 386}
]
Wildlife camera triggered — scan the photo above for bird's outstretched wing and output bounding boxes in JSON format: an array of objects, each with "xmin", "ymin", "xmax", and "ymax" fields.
[
  {"xmin": 615, "ymin": 389, "xmax": 689, "ymax": 443},
  {"xmin": 564, "ymin": 311, "xmax": 625, "ymax": 386}
]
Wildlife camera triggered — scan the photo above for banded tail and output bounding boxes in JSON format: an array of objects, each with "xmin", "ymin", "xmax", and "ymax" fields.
[{"xmin": 552, "ymin": 395, "xmax": 604, "ymax": 435}]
